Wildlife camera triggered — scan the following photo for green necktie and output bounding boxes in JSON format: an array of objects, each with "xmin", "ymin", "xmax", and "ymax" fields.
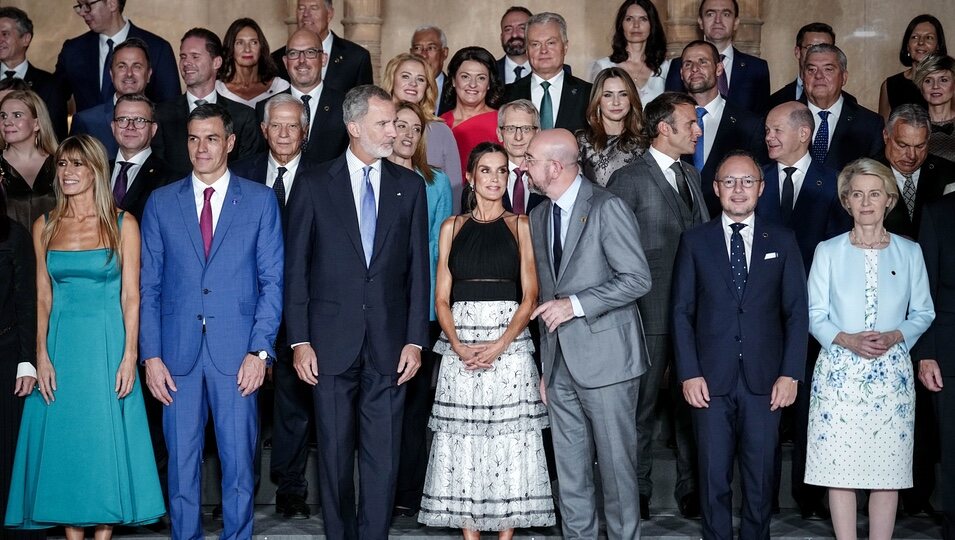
[{"xmin": 540, "ymin": 81, "xmax": 553, "ymax": 130}]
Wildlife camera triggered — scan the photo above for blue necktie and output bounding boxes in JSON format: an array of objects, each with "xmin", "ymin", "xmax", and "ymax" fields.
[
  {"xmin": 360, "ymin": 165, "xmax": 376, "ymax": 266},
  {"xmin": 730, "ymin": 222, "xmax": 748, "ymax": 298},
  {"xmin": 540, "ymin": 81, "xmax": 554, "ymax": 130},
  {"xmin": 694, "ymin": 107, "xmax": 707, "ymax": 171},
  {"xmin": 102, "ymin": 38, "xmax": 115, "ymax": 102},
  {"xmin": 552, "ymin": 203, "xmax": 562, "ymax": 271},
  {"xmin": 810, "ymin": 111, "xmax": 830, "ymax": 164}
]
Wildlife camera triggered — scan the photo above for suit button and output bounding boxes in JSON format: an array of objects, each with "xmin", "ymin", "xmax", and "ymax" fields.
[
  {"xmin": 366, "ymin": 277, "xmax": 373, "ymax": 283},
  {"xmin": 362, "ymin": 304, "xmax": 367, "ymax": 310},
  {"xmin": 203, "ymin": 289, "xmax": 210, "ymax": 295},
  {"xmin": 197, "ymin": 314, "xmax": 203, "ymax": 321},
  {"xmin": 735, "ymin": 335, "xmax": 741, "ymax": 342},
  {"xmin": 738, "ymin": 308, "xmax": 744, "ymax": 314}
]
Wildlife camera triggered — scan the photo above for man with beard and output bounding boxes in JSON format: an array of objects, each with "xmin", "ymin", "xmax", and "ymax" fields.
[{"xmin": 496, "ymin": 7, "xmax": 573, "ymax": 86}]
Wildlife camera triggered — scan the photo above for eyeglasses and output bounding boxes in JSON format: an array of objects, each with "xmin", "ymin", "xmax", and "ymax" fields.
[
  {"xmin": 113, "ymin": 116, "xmax": 154, "ymax": 129},
  {"xmin": 717, "ymin": 176, "xmax": 760, "ymax": 189},
  {"xmin": 285, "ymin": 48, "xmax": 323, "ymax": 60},
  {"xmin": 500, "ymin": 125, "xmax": 538, "ymax": 135},
  {"xmin": 411, "ymin": 44, "xmax": 442, "ymax": 55},
  {"xmin": 73, "ymin": 0, "xmax": 103, "ymax": 14}
]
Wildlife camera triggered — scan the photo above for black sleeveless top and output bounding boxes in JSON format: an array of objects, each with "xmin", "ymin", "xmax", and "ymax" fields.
[
  {"xmin": 448, "ymin": 216, "xmax": 521, "ymax": 302},
  {"xmin": 886, "ymin": 72, "xmax": 927, "ymax": 111}
]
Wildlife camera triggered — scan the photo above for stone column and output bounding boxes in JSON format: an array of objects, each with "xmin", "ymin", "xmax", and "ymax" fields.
[
  {"xmin": 281, "ymin": 0, "xmax": 297, "ymax": 37},
  {"xmin": 665, "ymin": 0, "xmax": 765, "ymax": 57},
  {"xmin": 341, "ymin": 0, "xmax": 383, "ymax": 82}
]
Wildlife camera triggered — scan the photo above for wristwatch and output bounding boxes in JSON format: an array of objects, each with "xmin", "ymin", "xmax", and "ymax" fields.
[{"xmin": 250, "ymin": 350, "xmax": 273, "ymax": 365}]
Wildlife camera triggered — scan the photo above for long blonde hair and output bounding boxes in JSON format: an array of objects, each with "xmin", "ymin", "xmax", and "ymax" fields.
[
  {"xmin": 381, "ymin": 53, "xmax": 440, "ymax": 122},
  {"xmin": 43, "ymin": 135, "xmax": 121, "ymax": 262},
  {"xmin": 1, "ymin": 90, "xmax": 58, "ymax": 155}
]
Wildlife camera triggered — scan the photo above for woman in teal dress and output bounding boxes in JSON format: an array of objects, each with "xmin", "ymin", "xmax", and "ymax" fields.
[{"xmin": 4, "ymin": 135, "xmax": 164, "ymax": 537}]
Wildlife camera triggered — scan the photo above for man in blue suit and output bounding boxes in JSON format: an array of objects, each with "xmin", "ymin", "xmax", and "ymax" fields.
[
  {"xmin": 665, "ymin": 0, "xmax": 770, "ymax": 115},
  {"xmin": 284, "ymin": 85, "xmax": 430, "ymax": 540},
  {"xmin": 54, "ymin": 0, "xmax": 179, "ymax": 113},
  {"xmin": 672, "ymin": 151, "xmax": 808, "ymax": 540},
  {"xmin": 139, "ymin": 103, "xmax": 284, "ymax": 540}
]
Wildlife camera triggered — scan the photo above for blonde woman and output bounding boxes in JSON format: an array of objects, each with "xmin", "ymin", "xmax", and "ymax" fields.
[{"xmin": 0, "ymin": 90, "xmax": 58, "ymax": 229}]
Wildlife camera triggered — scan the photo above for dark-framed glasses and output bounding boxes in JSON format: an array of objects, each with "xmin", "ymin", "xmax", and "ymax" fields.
[
  {"xmin": 73, "ymin": 0, "xmax": 103, "ymax": 14},
  {"xmin": 500, "ymin": 125, "xmax": 538, "ymax": 135},
  {"xmin": 285, "ymin": 48, "xmax": 323, "ymax": 60},
  {"xmin": 113, "ymin": 116, "xmax": 154, "ymax": 129}
]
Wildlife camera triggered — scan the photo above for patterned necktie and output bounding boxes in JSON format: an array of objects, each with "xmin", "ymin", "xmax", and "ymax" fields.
[
  {"xmin": 300, "ymin": 94, "xmax": 312, "ymax": 150},
  {"xmin": 513, "ymin": 65, "xmax": 525, "ymax": 82},
  {"xmin": 717, "ymin": 53, "xmax": 729, "ymax": 97},
  {"xmin": 200, "ymin": 187, "xmax": 214, "ymax": 259},
  {"xmin": 102, "ymin": 38, "xmax": 115, "ymax": 101},
  {"xmin": 360, "ymin": 165, "xmax": 376, "ymax": 266},
  {"xmin": 730, "ymin": 222, "xmax": 748, "ymax": 297},
  {"xmin": 273, "ymin": 166, "xmax": 287, "ymax": 211},
  {"xmin": 811, "ymin": 111, "xmax": 831, "ymax": 164},
  {"xmin": 669, "ymin": 161, "xmax": 693, "ymax": 208},
  {"xmin": 113, "ymin": 161, "xmax": 133, "ymax": 206},
  {"xmin": 780, "ymin": 166, "xmax": 796, "ymax": 224},
  {"xmin": 694, "ymin": 107, "xmax": 707, "ymax": 171},
  {"xmin": 902, "ymin": 172, "xmax": 917, "ymax": 220},
  {"xmin": 3, "ymin": 71, "xmax": 14, "ymax": 79},
  {"xmin": 512, "ymin": 168, "xmax": 526, "ymax": 215},
  {"xmin": 552, "ymin": 202, "xmax": 563, "ymax": 271},
  {"xmin": 540, "ymin": 80, "xmax": 554, "ymax": 130}
]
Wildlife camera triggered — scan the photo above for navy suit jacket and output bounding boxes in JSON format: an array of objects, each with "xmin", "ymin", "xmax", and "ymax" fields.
[
  {"xmin": 254, "ymin": 86, "xmax": 348, "ymax": 166},
  {"xmin": 804, "ymin": 96, "xmax": 884, "ymax": 171},
  {"xmin": 54, "ymin": 22, "xmax": 180, "ymax": 112},
  {"xmin": 231, "ymin": 151, "xmax": 312, "ymax": 228},
  {"xmin": 916, "ymin": 193, "xmax": 955, "ymax": 372},
  {"xmin": 502, "ymin": 73, "xmax": 592, "ymax": 132},
  {"xmin": 273, "ymin": 32, "xmax": 373, "ymax": 94},
  {"xmin": 666, "ymin": 47, "xmax": 771, "ymax": 115},
  {"xmin": 882, "ymin": 154, "xmax": 955, "ymax": 240},
  {"xmin": 108, "ymin": 152, "xmax": 172, "ymax": 222},
  {"xmin": 756, "ymin": 159, "xmax": 851, "ymax": 272},
  {"xmin": 70, "ymin": 99, "xmax": 118, "ymax": 156},
  {"xmin": 23, "ymin": 63, "xmax": 68, "ymax": 140},
  {"xmin": 671, "ymin": 217, "xmax": 808, "ymax": 395},
  {"xmin": 139, "ymin": 173, "xmax": 284, "ymax": 375},
  {"xmin": 284, "ymin": 154, "xmax": 430, "ymax": 376}
]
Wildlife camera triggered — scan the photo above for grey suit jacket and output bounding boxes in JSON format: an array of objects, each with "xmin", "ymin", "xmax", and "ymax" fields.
[
  {"xmin": 606, "ymin": 151, "xmax": 709, "ymax": 335},
  {"xmin": 530, "ymin": 177, "xmax": 652, "ymax": 388}
]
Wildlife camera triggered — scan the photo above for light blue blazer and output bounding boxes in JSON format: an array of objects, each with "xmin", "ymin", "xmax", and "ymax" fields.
[{"xmin": 808, "ymin": 232, "xmax": 935, "ymax": 351}]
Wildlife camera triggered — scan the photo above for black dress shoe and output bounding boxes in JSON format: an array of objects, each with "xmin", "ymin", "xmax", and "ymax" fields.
[
  {"xmin": 282, "ymin": 494, "xmax": 310, "ymax": 519},
  {"xmin": 639, "ymin": 495, "xmax": 650, "ymax": 520},
  {"xmin": 800, "ymin": 503, "xmax": 830, "ymax": 521},
  {"xmin": 392, "ymin": 505, "xmax": 418, "ymax": 518},
  {"xmin": 679, "ymin": 493, "xmax": 701, "ymax": 519},
  {"xmin": 212, "ymin": 503, "xmax": 223, "ymax": 520}
]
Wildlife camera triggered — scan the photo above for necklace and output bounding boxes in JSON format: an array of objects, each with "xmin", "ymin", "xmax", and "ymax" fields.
[
  {"xmin": 471, "ymin": 208, "xmax": 506, "ymax": 223},
  {"xmin": 850, "ymin": 228, "xmax": 888, "ymax": 248}
]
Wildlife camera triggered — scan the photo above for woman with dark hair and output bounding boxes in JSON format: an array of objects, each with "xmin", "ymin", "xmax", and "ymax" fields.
[
  {"xmin": 589, "ymin": 0, "xmax": 670, "ymax": 107},
  {"xmin": 216, "ymin": 18, "xmax": 289, "ymax": 108},
  {"xmin": 5, "ymin": 135, "xmax": 164, "ymax": 536},
  {"xmin": 878, "ymin": 14, "xmax": 947, "ymax": 121},
  {"xmin": 577, "ymin": 67, "xmax": 647, "ymax": 186},
  {"xmin": 419, "ymin": 142, "xmax": 554, "ymax": 538},
  {"xmin": 914, "ymin": 54, "xmax": 955, "ymax": 162},
  {"xmin": 0, "ymin": 90, "xmax": 57, "ymax": 230},
  {"xmin": 440, "ymin": 47, "xmax": 504, "ymax": 184}
]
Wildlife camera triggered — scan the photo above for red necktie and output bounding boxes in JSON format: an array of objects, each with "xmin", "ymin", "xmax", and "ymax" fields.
[
  {"xmin": 512, "ymin": 168, "xmax": 526, "ymax": 215},
  {"xmin": 200, "ymin": 187, "xmax": 214, "ymax": 258}
]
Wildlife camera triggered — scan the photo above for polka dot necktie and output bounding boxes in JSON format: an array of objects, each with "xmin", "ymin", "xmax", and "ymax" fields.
[{"xmin": 730, "ymin": 222, "xmax": 748, "ymax": 297}]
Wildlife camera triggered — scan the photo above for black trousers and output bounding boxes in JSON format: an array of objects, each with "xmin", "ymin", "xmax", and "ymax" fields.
[
  {"xmin": 270, "ymin": 344, "xmax": 314, "ymax": 498},
  {"xmin": 790, "ymin": 337, "xmax": 825, "ymax": 507},
  {"xmin": 936, "ymin": 380, "xmax": 955, "ymax": 539}
]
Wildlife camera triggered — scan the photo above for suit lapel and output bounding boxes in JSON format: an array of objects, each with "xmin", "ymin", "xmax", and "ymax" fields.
[
  {"xmin": 309, "ymin": 90, "xmax": 335, "ymax": 142},
  {"xmin": 555, "ymin": 77, "xmax": 583, "ymax": 127},
  {"xmin": 370, "ymin": 162, "xmax": 401, "ymax": 266},
  {"xmin": 534, "ymin": 199, "xmax": 557, "ymax": 283},
  {"xmin": 557, "ymin": 180, "xmax": 592, "ymax": 282},
  {"xmin": 706, "ymin": 220, "xmax": 737, "ymax": 300},
  {"xmin": 760, "ymin": 165, "xmax": 782, "ymax": 222},
  {"xmin": 325, "ymin": 33, "xmax": 344, "ymax": 82},
  {"xmin": 176, "ymin": 179, "xmax": 206, "ymax": 263},
  {"xmin": 793, "ymin": 161, "xmax": 825, "ymax": 217},
  {"xmin": 743, "ymin": 220, "xmax": 770, "ymax": 302},
  {"xmin": 325, "ymin": 157, "xmax": 366, "ymax": 262},
  {"xmin": 207, "ymin": 176, "xmax": 242, "ymax": 261},
  {"xmin": 644, "ymin": 153, "xmax": 688, "ymax": 220}
]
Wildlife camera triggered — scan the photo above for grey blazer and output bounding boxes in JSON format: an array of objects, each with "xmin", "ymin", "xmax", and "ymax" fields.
[
  {"xmin": 530, "ymin": 177, "xmax": 652, "ymax": 388},
  {"xmin": 605, "ymin": 151, "xmax": 709, "ymax": 335}
]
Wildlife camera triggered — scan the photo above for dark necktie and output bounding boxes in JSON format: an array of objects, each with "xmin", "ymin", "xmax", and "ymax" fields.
[
  {"xmin": 194, "ymin": 98, "xmax": 208, "ymax": 107},
  {"xmin": 730, "ymin": 222, "xmax": 748, "ymax": 297},
  {"xmin": 552, "ymin": 203, "xmax": 562, "ymax": 271},
  {"xmin": 112, "ymin": 161, "xmax": 133, "ymax": 206},
  {"xmin": 694, "ymin": 107, "xmax": 707, "ymax": 171},
  {"xmin": 273, "ymin": 166, "xmax": 287, "ymax": 212},
  {"xmin": 513, "ymin": 65, "xmax": 525, "ymax": 81},
  {"xmin": 360, "ymin": 165, "xmax": 376, "ymax": 266},
  {"xmin": 102, "ymin": 38, "xmax": 115, "ymax": 102},
  {"xmin": 200, "ymin": 187, "xmax": 214, "ymax": 259},
  {"xmin": 717, "ymin": 53, "xmax": 729, "ymax": 97},
  {"xmin": 902, "ymin": 172, "xmax": 917, "ymax": 220},
  {"xmin": 3, "ymin": 70, "xmax": 15, "ymax": 79},
  {"xmin": 669, "ymin": 161, "xmax": 693, "ymax": 208},
  {"xmin": 780, "ymin": 166, "xmax": 796, "ymax": 223},
  {"xmin": 512, "ymin": 168, "xmax": 526, "ymax": 215},
  {"xmin": 300, "ymin": 94, "xmax": 312, "ymax": 149},
  {"xmin": 540, "ymin": 80, "xmax": 554, "ymax": 130},
  {"xmin": 811, "ymin": 111, "xmax": 830, "ymax": 164}
]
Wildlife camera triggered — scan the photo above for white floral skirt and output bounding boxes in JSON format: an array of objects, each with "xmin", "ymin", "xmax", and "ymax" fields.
[
  {"xmin": 419, "ymin": 301, "xmax": 555, "ymax": 530},
  {"xmin": 805, "ymin": 343, "xmax": 915, "ymax": 489}
]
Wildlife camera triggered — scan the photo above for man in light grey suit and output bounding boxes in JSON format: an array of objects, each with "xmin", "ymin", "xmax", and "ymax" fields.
[
  {"xmin": 524, "ymin": 129, "xmax": 651, "ymax": 540},
  {"xmin": 606, "ymin": 91, "xmax": 709, "ymax": 519}
]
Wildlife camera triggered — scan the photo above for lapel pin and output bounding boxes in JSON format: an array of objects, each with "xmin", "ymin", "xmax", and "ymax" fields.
[
  {"xmin": 816, "ymin": 180, "xmax": 822, "ymax": 186},
  {"xmin": 740, "ymin": 61, "xmax": 746, "ymax": 67},
  {"xmin": 232, "ymin": 199, "xmax": 238, "ymax": 205},
  {"xmin": 335, "ymin": 56, "xmax": 342, "ymax": 64},
  {"xmin": 397, "ymin": 192, "xmax": 403, "ymax": 197},
  {"xmin": 571, "ymin": 88, "xmax": 578, "ymax": 95},
  {"xmin": 762, "ymin": 232, "xmax": 768, "ymax": 238},
  {"xmin": 324, "ymin": 106, "xmax": 330, "ymax": 112},
  {"xmin": 581, "ymin": 216, "xmax": 587, "ymax": 223}
]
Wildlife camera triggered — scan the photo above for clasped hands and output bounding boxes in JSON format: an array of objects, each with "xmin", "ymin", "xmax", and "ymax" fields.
[
  {"xmin": 453, "ymin": 340, "xmax": 506, "ymax": 371},
  {"xmin": 835, "ymin": 330, "xmax": 903, "ymax": 359}
]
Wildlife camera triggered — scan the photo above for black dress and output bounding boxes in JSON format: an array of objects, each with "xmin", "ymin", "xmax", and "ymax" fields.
[
  {"xmin": 885, "ymin": 72, "xmax": 927, "ymax": 111},
  {"xmin": 1, "ymin": 156, "xmax": 56, "ymax": 232}
]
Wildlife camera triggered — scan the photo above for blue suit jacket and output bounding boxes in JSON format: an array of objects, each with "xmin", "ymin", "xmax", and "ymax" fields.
[
  {"xmin": 671, "ymin": 217, "xmax": 809, "ymax": 394},
  {"xmin": 284, "ymin": 154, "xmax": 430, "ymax": 376},
  {"xmin": 70, "ymin": 99, "xmax": 118, "ymax": 156},
  {"xmin": 54, "ymin": 22, "xmax": 180, "ymax": 112},
  {"xmin": 139, "ymin": 173, "xmax": 284, "ymax": 376},
  {"xmin": 666, "ymin": 47, "xmax": 771, "ymax": 115},
  {"xmin": 756, "ymin": 159, "xmax": 851, "ymax": 272}
]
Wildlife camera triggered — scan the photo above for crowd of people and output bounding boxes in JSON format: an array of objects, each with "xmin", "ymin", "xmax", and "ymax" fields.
[{"xmin": 1, "ymin": 0, "xmax": 954, "ymax": 539}]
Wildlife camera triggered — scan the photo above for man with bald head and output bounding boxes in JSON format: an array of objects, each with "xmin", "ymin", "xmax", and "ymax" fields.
[{"xmin": 524, "ymin": 128, "xmax": 650, "ymax": 540}]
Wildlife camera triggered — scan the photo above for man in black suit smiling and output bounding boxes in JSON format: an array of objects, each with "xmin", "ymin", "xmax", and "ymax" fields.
[{"xmin": 108, "ymin": 93, "xmax": 171, "ymax": 222}]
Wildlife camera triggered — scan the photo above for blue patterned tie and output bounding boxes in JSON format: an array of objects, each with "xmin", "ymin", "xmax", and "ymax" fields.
[
  {"xmin": 810, "ymin": 111, "xmax": 830, "ymax": 164},
  {"xmin": 730, "ymin": 222, "xmax": 748, "ymax": 297},
  {"xmin": 360, "ymin": 165, "xmax": 376, "ymax": 266},
  {"xmin": 540, "ymin": 81, "xmax": 554, "ymax": 130},
  {"xmin": 694, "ymin": 107, "xmax": 707, "ymax": 171}
]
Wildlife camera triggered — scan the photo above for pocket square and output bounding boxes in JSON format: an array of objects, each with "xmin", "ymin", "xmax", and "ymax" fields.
[{"xmin": 764, "ymin": 252, "xmax": 778, "ymax": 260}]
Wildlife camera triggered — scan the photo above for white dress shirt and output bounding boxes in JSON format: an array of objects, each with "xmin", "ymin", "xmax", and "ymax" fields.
[
  {"xmin": 290, "ymin": 82, "xmax": 324, "ymax": 130},
  {"xmin": 503, "ymin": 56, "xmax": 531, "ymax": 84},
  {"xmin": 99, "ymin": 19, "xmax": 131, "ymax": 90},
  {"xmin": 807, "ymin": 95, "xmax": 845, "ymax": 148},
  {"xmin": 718, "ymin": 44, "xmax": 735, "ymax": 87},
  {"xmin": 721, "ymin": 212, "xmax": 755, "ymax": 268},
  {"xmin": 434, "ymin": 72, "xmax": 446, "ymax": 114},
  {"xmin": 111, "ymin": 147, "xmax": 152, "ymax": 192},
  {"xmin": 321, "ymin": 31, "xmax": 334, "ymax": 81},
  {"xmin": 1, "ymin": 60, "xmax": 28, "ymax": 79},
  {"xmin": 699, "ymin": 94, "xmax": 726, "ymax": 164},
  {"xmin": 647, "ymin": 145, "xmax": 684, "ymax": 194},
  {"xmin": 186, "ymin": 90, "xmax": 217, "ymax": 112},
  {"xmin": 506, "ymin": 159, "xmax": 530, "ymax": 210},
  {"xmin": 892, "ymin": 166, "xmax": 921, "ymax": 192},
  {"xmin": 267, "ymin": 152, "xmax": 302, "ymax": 203},
  {"xmin": 191, "ymin": 171, "xmax": 231, "ymax": 233},
  {"xmin": 530, "ymin": 70, "xmax": 565, "ymax": 128},
  {"xmin": 551, "ymin": 174, "xmax": 584, "ymax": 316},
  {"xmin": 778, "ymin": 152, "xmax": 812, "ymax": 203},
  {"xmin": 345, "ymin": 147, "xmax": 381, "ymax": 221}
]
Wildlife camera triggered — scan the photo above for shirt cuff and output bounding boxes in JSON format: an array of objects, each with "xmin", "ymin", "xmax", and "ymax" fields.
[
  {"xmin": 17, "ymin": 362, "xmax": 37, "ymax": 379},
  {"xmin": 409, "ymin": 344, "xmax": 423, "ymax": 350},
  {"xmin": 569, "ymin": 295, "xmax": 584, "ymax": 317},
  {"xmin": 290, "ymin": 342, "xmax": 310, "ymax": 349}
]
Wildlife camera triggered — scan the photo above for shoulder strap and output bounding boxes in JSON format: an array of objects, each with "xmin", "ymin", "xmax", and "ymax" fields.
[{"xmin": 450, "ymin": 214, "xmax": 468, "ymax": 243}]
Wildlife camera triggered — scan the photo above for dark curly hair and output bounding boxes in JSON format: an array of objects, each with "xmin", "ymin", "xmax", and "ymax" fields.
[{"xmin": 217, "ymin": 18, "xmax": 278, "ymax": 83}]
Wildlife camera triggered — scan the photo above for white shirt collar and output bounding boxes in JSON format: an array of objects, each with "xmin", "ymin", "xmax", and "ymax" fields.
[
  {"xmin": 503, "ymin": 56, "xmax": 530, "ymax": 83},
  {"xmin": 267, "ymin": 152, "xmax": 302, "ymax": 195},
  {"xmin": 648, "ymin": 145, "xmax": 678, "ymax": 173},
  {"xmin": 807, "ymin": 93, "xmax": 844, "ymax": 117},
  {"xmin": 100, "ymin": 18, "xmax": 131, "ymax": 44},
  {"xmin": 701, "ymin": 93, "xmax": 726, "ymax": 116},
  {"xmin": 554, "ymin": 174, "xmax": 583, "ymax": 213},
  {"xmin": 320, "ymin": 31, "xmax": 334, "ymax": 79},
  {"xmin": 0, "ymin": 60, "xmax": 28, "ymax": 78},
  {"xmin": 721, "ymin": 211, "xmax": 755, "ymax": 229},
  {"xmin": 192, "ymin": 170, "xmax": 231, "ymax": 198},
  {"xmin": 346, "ymin": 146, "xmax": 381, "ymax": 176},
  {"xmin": 186, "ymin": 90, "xmax": 218, "ymax": 111},
  {"xmin": 115, "ymin": 146, "xmax": 152, "ymax": 166},
  {"xmin": 532, "ymin": 69, "xmax": 565, "ymax": 87}
]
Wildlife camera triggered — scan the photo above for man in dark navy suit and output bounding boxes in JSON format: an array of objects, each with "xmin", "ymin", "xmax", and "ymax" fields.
[
  {"xmin": 768, "ymin": 23, "xmax": 849, "ymax": 110},
  {"xmin": 54, "ymin": 0, "xmax": 179, "ymax": 113},
  {"xmin": 665, "ymin": 0, "xmax": 770, "ymax": 115},
  {"xmin": 672, "ymin": 151, "xmax": 808, "ymax": 540},
  {"xmin": 494, "ymin": 6, "xmax": 571, "ymax": 86},
  {"xmin": 107, "ymin": 93, "xmax": 171, "ymax": 222},
  {"xmin": 410, "ymin": 25, "xmax": 454, "ymax": 115},
  {"xmin": 272, "ymin": 0, "xmax": 372, "ymax": 95}
]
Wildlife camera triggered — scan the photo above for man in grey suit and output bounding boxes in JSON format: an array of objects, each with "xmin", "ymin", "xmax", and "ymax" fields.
[
  {"xmin": 606, "ymin": 91, "xmax": 709, "ymax": 519},
  {"xmin": 524, "ymin": 129, "xmax": 651, "ymax": 540}
]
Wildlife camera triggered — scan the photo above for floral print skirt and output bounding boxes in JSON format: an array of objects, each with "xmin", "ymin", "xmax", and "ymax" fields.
[{"xmin": 419, "ymin": 301, "xmax": 555, "ymax": 530}]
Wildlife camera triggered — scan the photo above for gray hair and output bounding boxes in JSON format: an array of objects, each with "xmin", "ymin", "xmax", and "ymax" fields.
[
  {"xmin": 886, "ymin": 103, "xmax": 931, "ymax": 133},
  {"xmin": 263, "ymin": 93, "xmax": 308, "ymax": 128},
  {"xmin": 527, "ymin": 12, "xmax": 568, "ymax": 43},
  {"xmin": 803, "ymin": 43, "xmax": 848, "ymax": 71},
  {"xmin": 343, "ymin": 85, "xmax": 393, "ymax": 124},
  {"xmin": 788, "ymin": 103, "xmax": 815, "ymax": 131},
  {"xmin": 412, "ymin": 25, "xmax": 447, "ymax": 48},
  {"xmin": 497, "ymin": 99, "xmax": 540, "ymax": 128}
]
